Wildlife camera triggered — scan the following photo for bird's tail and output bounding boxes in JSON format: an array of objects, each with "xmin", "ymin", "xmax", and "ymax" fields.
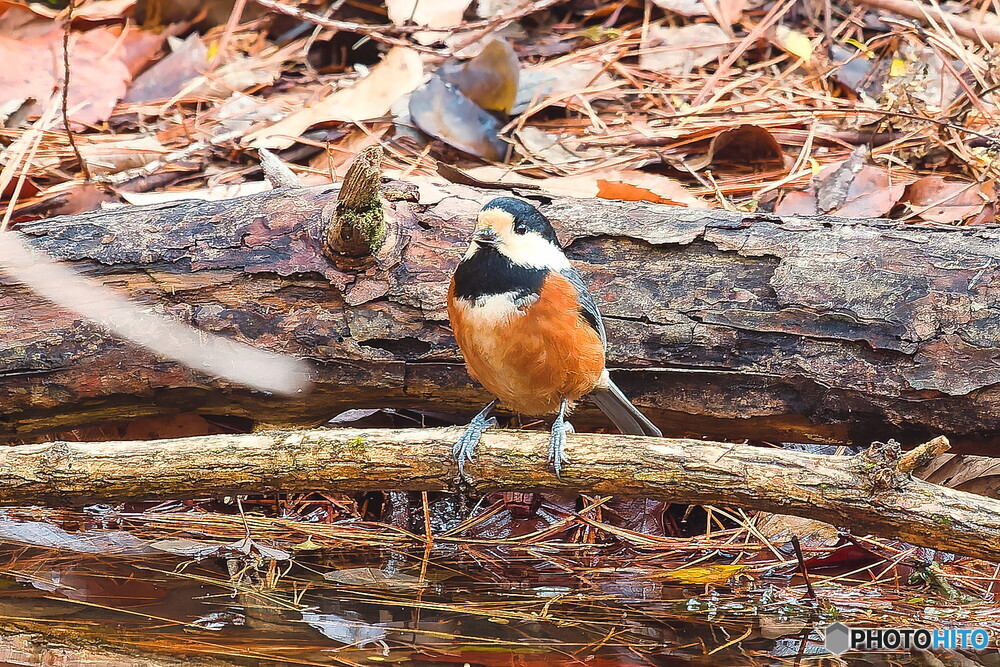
[{"xmin": 589, "ymin": 377, "xmax": 661, "ymax": 437}]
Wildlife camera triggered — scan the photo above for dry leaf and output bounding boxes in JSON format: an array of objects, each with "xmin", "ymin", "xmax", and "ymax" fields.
[
  {"xmin": 409, "ymin": 75, "xmax": 507, "ymax": 161},
  {"xmin": 460, "ymin": 167, "xmax": 703, "ymax": 206},
  {"xmin": 513, "ymin": 127, "xmax": 603, "ymax": 168},
  {"xmin": 514, "ymin": 61, "xmax": 616, "ymax": 114},
  {"xmin": 756, "ymin": 514, "xmax": 840, "ymax": 548},
  {"xmin": 0, "ymin": 24, "xmax": 134, "ymax": 126},
  {"xmin": 386, "ymin": 0, "xmax": 473, "ymax": 44},
  {"xmin": 652, "ymin": 564, "xmax": 748, "ymax": 584},
  {"xmin": 77, "ymin": 135, "xmax": 167, "ymax": 175},
  {"xmin": 248, "ymin": 47, "xmax": 424, "ymax": 150},
  {"xmin": 775, "ymin": 151, "xmax": 906, "ymax": 218},
  {"xmin": 386, "ymin": 0, "xmax": 472, "ymax": 28},
  {"xmin": 639, "ymin": 23, "xmax": 729, "ymax": 74},
  {"xmin": 917, "ymin": 454, "xmax": 1000, "ymax": 499},
  {"xmin": 439, "ymin": 38, "xmax": 519, "ymax": 115},
  {"xmin": 687, "ymin": 124, "xmax": 785, "ymax": 171},
  {"xmin": 22, "ymin": 0, "xmax": 137, "ymax": 20},
  {"xmin": 124, "ymin": 33, "xmax": 208, "ymax": 104},
  {"xmin": 595, "ymin": 171, "xmax": 703, "ymax": 206},
  {"xmin": 773, "ymin": 25, "xmax": 813, "ymax": 62},
  {"xmin": 901, "ymin": 176, "xmax": 996, "ymax": 224},
  {"xmin": 650, "ymin": 0, "xmax": 710, "ymax": 17},
  {"xmin": 716, "ymin": 0, "xmax": 749, "ymax": 26}
]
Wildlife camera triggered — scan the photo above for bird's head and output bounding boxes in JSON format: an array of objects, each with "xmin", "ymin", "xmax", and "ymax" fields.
[{"xmin": 467, "ymin": 197, "xmax": 569, "ymax": 270}]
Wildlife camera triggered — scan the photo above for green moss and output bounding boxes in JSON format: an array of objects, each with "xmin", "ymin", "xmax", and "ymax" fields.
[
  {"xmin": 340, "ymin": 195, "xmax": 385, "ymax": 253},
  {"xmin": 345, "ymin": 435, "xmax": 367, "ymax": 454}
]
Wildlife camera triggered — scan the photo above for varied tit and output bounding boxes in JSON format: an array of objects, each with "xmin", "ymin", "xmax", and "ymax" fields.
[{"xmin": 447, "ymin": 197, "xmax": 661, "ymax": 477}]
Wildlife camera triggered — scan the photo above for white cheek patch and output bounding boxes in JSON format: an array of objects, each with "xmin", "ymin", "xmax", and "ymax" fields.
[{"xmin": 500, "ymin": 233, "xmax": 571, "ymax": 271}]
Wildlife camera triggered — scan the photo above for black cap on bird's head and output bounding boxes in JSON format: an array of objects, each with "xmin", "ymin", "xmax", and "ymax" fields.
[{"xmin": 467, "ymin": 198, "xmax": 567, "ymax": 270}]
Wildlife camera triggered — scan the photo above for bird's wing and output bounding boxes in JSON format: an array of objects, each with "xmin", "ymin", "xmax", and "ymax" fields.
[{"xmin": 559, "ymin": 266, "xmax": 607, "ymax": 349}]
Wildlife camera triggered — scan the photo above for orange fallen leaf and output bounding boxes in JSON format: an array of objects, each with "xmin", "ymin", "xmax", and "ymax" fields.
[
  {"xmin": 596, "ymin": 171, "xmax": 703, "ymax": 206},
  {"xmin": 459, "ymin": 167, "xmax": 703, "ymax": 206}
]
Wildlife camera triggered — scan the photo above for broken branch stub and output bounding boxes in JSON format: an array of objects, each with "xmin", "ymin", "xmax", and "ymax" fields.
[{"xmin": 324, "ymin": 145, "xmax": 387, "ymax": 258}]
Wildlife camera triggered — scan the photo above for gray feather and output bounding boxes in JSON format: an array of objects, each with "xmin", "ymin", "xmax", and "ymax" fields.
[
  {"xmin": 589, "ymin": 380, "xmax": 662, "ymax": 437},
  {"xmin": 559, "ymin": 267, "xmax": 606, "ymax": 348}
]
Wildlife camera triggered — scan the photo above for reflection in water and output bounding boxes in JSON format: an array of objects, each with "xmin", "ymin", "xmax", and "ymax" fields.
[
  {"xmin": 0, "ymin": 509, "xmax": 992, "ymax": 666},
  {"xmin": 0, "ymin": 546, "xmax": 992, "ymax": 666}
]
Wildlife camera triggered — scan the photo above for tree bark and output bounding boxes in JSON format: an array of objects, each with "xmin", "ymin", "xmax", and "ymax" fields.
[
  {"xmin": 3, "ymin": 181, "xmax": 1000, "ymax": 453},
  {"xmin": 1, "ymin": 428, "xmax": 997, "ymax": 561}
]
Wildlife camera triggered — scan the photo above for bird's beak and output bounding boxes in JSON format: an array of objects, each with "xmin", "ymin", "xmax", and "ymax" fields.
[{"xmin": 472, "ymin": 227, "xmax": 500, "ymax": 247}]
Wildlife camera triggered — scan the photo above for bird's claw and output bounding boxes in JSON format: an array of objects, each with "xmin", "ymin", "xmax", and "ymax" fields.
[
  {"xmin": 548, "ymin": 414, "xmax": 573, "ymax": 479},
  {"xmin": 453, "ymin": 401, "xmax": 497, "ymax": 479}
]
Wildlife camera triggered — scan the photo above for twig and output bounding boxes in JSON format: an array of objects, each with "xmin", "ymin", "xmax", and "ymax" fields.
[
  {"xmin": 791, "ymin": 536, "xmax": 818, "ymax": 604},
  {"xmin": 898, "ymin": 435, "xmax": 952, "ymax": 473},
  {"xmin": 855, "ymin": 0, "xmax": 1000, "ymax": 45},
  {"xmin": 61, "ymin": 0, "xmax": 91, "ymax": 182}
]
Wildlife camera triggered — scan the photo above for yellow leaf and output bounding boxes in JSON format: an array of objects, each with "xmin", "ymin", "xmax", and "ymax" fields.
[
  {"xmin": 655, "ymin": 564, "xmax": 748, "ymax": 584},
  {"xmin": 843, "ymin": 37, "xmax": 874, "ymax": 58},
  {"xmin": 890, "ymin": 58, "xmax": 908, "ymax": 77},
  {"xmin": 775, "ymin": 25, "xmax": 813, "ymax": 62}
]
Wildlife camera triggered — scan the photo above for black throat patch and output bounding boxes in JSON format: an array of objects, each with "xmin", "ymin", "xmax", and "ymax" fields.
[{"xmin": 452, "ymin": 245, "xmax": 547, "ymax": 302}]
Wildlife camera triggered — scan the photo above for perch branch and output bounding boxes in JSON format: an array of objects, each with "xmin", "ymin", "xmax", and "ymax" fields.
[{"xmin": 2, "ymin": 429, "xmax": 999, "ymax": 561}]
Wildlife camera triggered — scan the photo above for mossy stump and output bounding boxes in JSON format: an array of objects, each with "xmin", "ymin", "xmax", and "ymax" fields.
[{"xmin": 324, "ymin": 145, "xmax": 386, "ymax": 258}]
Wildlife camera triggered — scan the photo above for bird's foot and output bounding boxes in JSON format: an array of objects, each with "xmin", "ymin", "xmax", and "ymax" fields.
[
  {"xmin": 453, "ymin": 400, "xmax": 497, "ymax": 478},
  {"xmin": 548, "ymin": 402, "xmax": 573, "ymax": 479}
]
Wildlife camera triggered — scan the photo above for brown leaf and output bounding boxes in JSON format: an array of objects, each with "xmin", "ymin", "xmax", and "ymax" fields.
[
  {"xmin": 124, "ymin": 33, "xmax": 207, "ymax": 104},
  {"xmin": 596, "ymin": 171, "xmax": 703, "ymax": 206},
  {"xmin": 710, "ymin": 124, "xmax": 786, "ymax": 166},
  {"xmin": 901, "ymin": 176, "xmax": 996, "ymax": 224},
  {"xmin": 775, "ymin": 154, "xmax": 906, "ymax": 219},
  {"xmin": 386, "ymin": 0, "xmax": 472, "ymax": 27},
  {"xmin": 248, "ymin": 47, "xmax": 424, "ymax": 150},
  {"xmin": 439, "ymin": 38, "xmax": 519, "ymax": 115},
  {"xmin": 916, "ymin": 454, "xmax": 1000, "ymax": 499},
  {"xmin": 639, "ymin": 23, "xmax": 729, "ymax": 74},
  {"xmin": 460, "ymin": 167, "xmax": 703, "ymax": 206},
  {"xmin": 0, "ymin": 24, "xmax": 134, "ymax": 126}
]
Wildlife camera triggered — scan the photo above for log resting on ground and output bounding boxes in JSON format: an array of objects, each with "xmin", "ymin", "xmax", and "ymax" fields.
[
  {"xmin": 1, "ymin": 428, "xmax": 997, "ymax": 562},
  {"xmin": 2, "ymin": 182, "xmax": 1000, "ymax": 453}
]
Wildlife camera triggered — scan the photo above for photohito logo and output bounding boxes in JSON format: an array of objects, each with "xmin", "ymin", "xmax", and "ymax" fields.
[{"xmin": 824, "ymin": 622, "xmax": 990, "ymax": 655}]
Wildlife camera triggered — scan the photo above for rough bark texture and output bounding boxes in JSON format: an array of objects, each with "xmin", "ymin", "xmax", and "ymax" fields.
[
  {"xmin": 3, "ymin": 181, "xmax": 1000, "ymax": 452},
  {"xmin": 0, "ymin": 428, "xmax": 997, "ymax": 561}
]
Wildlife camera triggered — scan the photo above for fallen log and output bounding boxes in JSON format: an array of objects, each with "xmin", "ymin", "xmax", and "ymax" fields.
[
  {"xmin": 2, "ymin": 428, "xmax": 998, "ymax": 561},
  {"xmin": 3, "ymin": 181, "xmax": 1000, "ymax": 453}
]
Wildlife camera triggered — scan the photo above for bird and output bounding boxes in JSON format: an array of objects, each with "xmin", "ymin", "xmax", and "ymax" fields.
[{"xmin": 447, "ymin": 197, "xmax": 662, "ymax": 477}]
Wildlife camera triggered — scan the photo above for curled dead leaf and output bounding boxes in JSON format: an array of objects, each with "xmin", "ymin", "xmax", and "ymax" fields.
[
  {"xmin": 687, "ymin": 124, "xmax": 786, "ymax": 171},
  {"xmin": 409, "ymin": 75, "xmax": 508, "ymax": 161},
  {"xmin": 901, "ymin": 176, "xmax": 995, "ymax": 224}
]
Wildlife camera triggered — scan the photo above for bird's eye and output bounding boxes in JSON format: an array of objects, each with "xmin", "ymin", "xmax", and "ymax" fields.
[{"xmin": 513, "ymin": 222, "xmax": 528, "ymax": 235}]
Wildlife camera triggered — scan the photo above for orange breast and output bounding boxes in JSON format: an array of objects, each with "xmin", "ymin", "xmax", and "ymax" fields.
[{"xmin": 448, "ymin": 272, "xmax": 606, "ymax": 416}]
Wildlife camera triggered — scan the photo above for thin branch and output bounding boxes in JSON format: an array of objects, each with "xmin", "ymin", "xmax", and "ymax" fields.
[{"xmin": 61, "ymin": 0, "xmax": 91, "ymax": 182}]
